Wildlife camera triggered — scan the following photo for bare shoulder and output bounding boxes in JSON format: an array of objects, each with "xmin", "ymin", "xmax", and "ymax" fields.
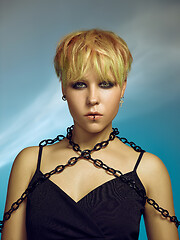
[
  {"xmin": 136, "ymin": 152, "xmax": 179, "ymax": 239},
  {"xmin": 5, "ymin": 145, "xmax": 40, "ymax": 208},
  {"xmin": 6, "ymin": 145, "xmax": 40, "ymax": 202},
  {"xmin": 15, "ymin": 145, "xmax": 39, "ymax": 161},
  {"xmin": 139, "ymin": 152, "xmax": 179, "ymax": 238},
  {"xmin": 12, "ymin": 145, "xmax": 40, "ymax": 182},
  {"xmin": 141, "ymin": 151, "xmax": 167, "ymax": 172},
  {"xmin": 1, "ymin": 146, "xmax": 40, "ymax": 239},
  {"xmin": 137, "ymin": 151, "xmax": 170, "ymax": 195}
]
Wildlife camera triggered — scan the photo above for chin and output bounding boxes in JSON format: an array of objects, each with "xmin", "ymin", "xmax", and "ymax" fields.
[{"xmin": 76, "ymin": 122, "xmax": 112, "ymax": 135}]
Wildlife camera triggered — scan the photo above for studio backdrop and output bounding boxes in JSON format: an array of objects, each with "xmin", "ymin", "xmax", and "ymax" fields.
[{"xmin": 0, "ymin": 0, "xmax": 180, "ymax": 238}]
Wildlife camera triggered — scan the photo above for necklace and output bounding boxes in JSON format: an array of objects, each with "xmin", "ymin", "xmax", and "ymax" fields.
[
  {"xmin": 0, "ymin": 125, "xmax": 179, "ymax": 232},
  {"xmin": 66, "ymin": 125, "xmax": 119, "ymax": 160}
]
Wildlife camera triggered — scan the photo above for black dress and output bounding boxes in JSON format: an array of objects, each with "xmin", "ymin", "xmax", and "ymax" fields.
[{"xmin": 26, "ymin": 145, "xmax": 146, "ymax": 240}]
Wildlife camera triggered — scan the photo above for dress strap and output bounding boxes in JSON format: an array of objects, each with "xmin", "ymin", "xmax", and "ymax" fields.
[
  {"xmin": 37, "ymin": 145, "xmax": 43, "ymax": 171},
  {"xmin": 133, "ymin": 150, "xmax": 145, "ymax": 171}
]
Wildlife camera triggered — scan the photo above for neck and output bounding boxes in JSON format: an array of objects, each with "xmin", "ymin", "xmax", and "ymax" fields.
[{"xmin": 70, "ymin": 123, "xmax": 113, "ymax": 150}]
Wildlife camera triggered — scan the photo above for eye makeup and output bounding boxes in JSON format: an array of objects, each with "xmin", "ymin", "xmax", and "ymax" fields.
[
  {"xmin": 71, "ymin": 80, "xmax": 115, "ymax": 90},
  {"xmin": 71, "ymin": 81, "xmax": 87, "ymax": 89},
  {"xmin": 98, "ymin": 81, "xmax": 115, "ymax": 88}
]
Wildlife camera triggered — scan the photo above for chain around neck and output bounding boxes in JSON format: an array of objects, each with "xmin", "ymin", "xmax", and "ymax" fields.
[{"xmin": 66, "ymin": 125, "xmax": 119, "ymax": 158}]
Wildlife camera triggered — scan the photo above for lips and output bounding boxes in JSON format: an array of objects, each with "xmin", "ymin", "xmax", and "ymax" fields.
[
  {"xmin": 85, "ymin": 112, "xmax": 103, "ymax": 116},
  {"xmin": 84, "ymin": 112, "xmax": 103, "ymax": 120}
]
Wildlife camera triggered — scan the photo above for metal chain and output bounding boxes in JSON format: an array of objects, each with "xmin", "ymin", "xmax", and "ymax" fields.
[
  {"xmin": 0, "ymin": 126, "xmax": 179, "ymax": 233},
  {"xmin": 66, "ymin": 126, "xmax": 180, "ymax": 228},
  {"xmin": 0, "ymin": 128, "xmax": 118, "ymax": 232}
]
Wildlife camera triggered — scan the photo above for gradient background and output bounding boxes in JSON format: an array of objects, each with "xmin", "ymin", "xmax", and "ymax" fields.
[{"xmin": 0, "ymin": 0, "xmax": 180, "ymax": 238}]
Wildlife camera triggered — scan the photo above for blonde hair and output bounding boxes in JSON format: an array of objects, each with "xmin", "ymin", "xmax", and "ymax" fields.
[{"xmin": 54, "ymin": 28, "xmax": 133, "ymax": 88}]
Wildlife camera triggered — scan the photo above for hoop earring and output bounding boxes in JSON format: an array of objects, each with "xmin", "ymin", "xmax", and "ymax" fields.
[
  {"xmin": 62, "ymin": 95, "xmax": 66, "ymax": 101},
  {"xmin": 119, "ymin": 97, "xmax": 124, "ymax": 107}
]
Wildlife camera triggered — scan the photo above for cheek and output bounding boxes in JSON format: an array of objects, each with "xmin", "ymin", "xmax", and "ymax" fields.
[
  {"xmin": 104, "ymin": 91, "xmax": 121, "ymax": 116},
  {"xmin": 104, "ymin": 90, "xmax": 121, "ymax": 106},
  {"xmin": 66, "ymin": 95, "xmax": 83, "ymax": 119},
  {"xmin": 67, "ymin": 100, "xmax": 78, "ymax": 117}
]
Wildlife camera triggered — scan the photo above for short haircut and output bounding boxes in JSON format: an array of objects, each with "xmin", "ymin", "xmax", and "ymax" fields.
[{"xmin": 54, "ymin": 28, "xmax": 133, "ymax": 88}]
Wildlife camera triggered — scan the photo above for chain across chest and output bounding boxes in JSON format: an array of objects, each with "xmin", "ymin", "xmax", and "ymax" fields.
[{"xmin": 0, "ymin": 126, "xmax": 179, "ymax": 232}]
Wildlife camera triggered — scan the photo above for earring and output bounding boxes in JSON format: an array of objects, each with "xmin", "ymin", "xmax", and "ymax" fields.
[
  {"xmin": 62, "ymin": 95, "xmax": 66, "ymax": 101},
  {"xmin": 119, "ymin": 97, "xmax": 124, "ymax": 107}
]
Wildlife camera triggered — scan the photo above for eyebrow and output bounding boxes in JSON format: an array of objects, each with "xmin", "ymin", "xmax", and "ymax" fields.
[{"xmin": 78, "ymin": 77, "xmax": 88, "ymax": 81}]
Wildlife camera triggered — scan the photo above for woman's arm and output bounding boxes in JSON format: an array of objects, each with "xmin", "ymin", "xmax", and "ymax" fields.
[
  {"xmin": 142, "ymin": 153, "xmax": 179, "ymax": 239},
  {"xmin": 1, "ymin": 146, "xmax": 38, "ymax": 240}
]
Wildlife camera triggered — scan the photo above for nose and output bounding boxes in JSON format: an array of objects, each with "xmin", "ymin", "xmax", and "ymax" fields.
[{"xmin": 86, "ymin": 85, "xmax": 99, "ymax": 106}]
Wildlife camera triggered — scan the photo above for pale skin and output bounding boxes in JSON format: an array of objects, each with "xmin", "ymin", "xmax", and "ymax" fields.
[{"xmin": 1, "ymin": 69, "xmax": 179, "ymax": 239}]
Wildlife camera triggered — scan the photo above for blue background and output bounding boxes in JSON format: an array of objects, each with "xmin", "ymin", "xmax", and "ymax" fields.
[{"xmin": 0, "ymin": 0, "xmax": 180, "ymax": 238}]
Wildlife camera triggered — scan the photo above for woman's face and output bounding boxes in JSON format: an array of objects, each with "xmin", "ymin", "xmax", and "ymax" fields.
[{"xmin": 62, "ymin": 69, "xmax": 126, "ymax": 134}]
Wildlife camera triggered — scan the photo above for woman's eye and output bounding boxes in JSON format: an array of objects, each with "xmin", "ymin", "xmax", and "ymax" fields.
[
  {"xmin": 99, "ymin": 81, "xmax": 114, "ymax": 88},
  {"xmin": 72, "ymin": 82, "xmax": 86, "ymax": 89}
]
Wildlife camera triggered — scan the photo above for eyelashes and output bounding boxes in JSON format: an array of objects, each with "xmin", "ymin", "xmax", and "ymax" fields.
[
  {"xmin": 71, "ymin": 82, "xmax": 86, "ymax": 89},
  {"xmin": 99, "ymin": 81, "xmax": 114, "ymax": 88},
  {"xmin": 71, "ymin": 81, "xmax": 115, "ymax": 89}
]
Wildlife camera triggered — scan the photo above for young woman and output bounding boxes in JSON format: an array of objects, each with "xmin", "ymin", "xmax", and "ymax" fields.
[{"xmin": 1, "ymin": 29, "xmax": 179, "ymax": 240}]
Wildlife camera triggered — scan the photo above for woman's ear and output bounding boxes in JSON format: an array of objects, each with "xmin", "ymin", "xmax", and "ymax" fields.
[
  {"xmin": 61, "ymin": 81, "xmax": 66, "ymax": 96},
  {"xmin": 60, "ymin": 74, "xmax": 66, "ymax": 96},
  {"xmin": 121, "ymin": 79, "xmax": 127, "ymax": 97}
]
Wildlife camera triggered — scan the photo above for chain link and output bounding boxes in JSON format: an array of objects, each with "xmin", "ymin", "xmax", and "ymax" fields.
[{"xmin": 0, "ymin": 126, "xmax": 179, "ymax": 233}]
